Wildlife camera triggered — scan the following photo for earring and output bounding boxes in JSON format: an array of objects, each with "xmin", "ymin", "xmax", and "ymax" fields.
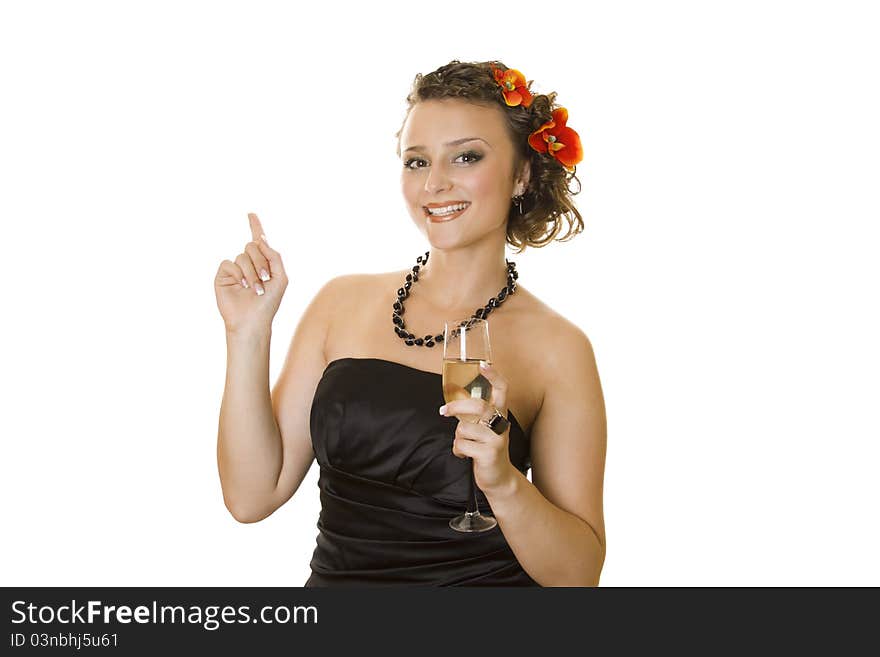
[{"xmin": 512, "ymin": 192, "xmax": 524, "ymax": 215}]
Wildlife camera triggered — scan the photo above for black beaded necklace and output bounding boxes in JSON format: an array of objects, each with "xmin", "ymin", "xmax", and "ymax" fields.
[{"xmin": 391, "ymin": 250, "xmax": 519, "ymax": 347}]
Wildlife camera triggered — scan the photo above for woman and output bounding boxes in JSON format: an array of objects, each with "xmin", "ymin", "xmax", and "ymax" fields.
[{"xmin": 215, "ymin": 60, "xmax": 607, "ymax": 586}]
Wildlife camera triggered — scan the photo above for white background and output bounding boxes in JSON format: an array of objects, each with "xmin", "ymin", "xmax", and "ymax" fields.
[{"xmin": 1, "ymin": 0, "xmax": 878, "ymax": 586}]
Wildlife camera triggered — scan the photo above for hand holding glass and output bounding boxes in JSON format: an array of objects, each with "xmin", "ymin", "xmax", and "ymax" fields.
[{"xmin": 442, "ymin": 317, "xmax": 498, "ymax": 533}]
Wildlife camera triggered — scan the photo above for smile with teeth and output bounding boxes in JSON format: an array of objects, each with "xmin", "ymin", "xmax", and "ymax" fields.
[{"xmin": 425, "ymin": 202, "xmax": 470, "ymax": 219}]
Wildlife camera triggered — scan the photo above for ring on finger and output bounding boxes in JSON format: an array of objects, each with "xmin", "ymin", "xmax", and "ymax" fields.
[{"xmin": 480, "ymin": 406, "xmax": 510, "ymax": 435}]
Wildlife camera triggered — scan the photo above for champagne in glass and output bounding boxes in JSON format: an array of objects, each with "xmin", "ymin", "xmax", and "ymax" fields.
[
  {"xmin": 442, "ymin": 317, "xmax": 498, "ymax": 533},
  {"xmin": 442, "ymin": 358, "xmax": 492, "ymax": 423}
]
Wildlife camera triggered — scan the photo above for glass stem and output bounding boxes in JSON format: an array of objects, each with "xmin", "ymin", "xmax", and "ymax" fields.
[{"xmin": 467, "ymin": 457, "xmax": 478, "ymax": 514}]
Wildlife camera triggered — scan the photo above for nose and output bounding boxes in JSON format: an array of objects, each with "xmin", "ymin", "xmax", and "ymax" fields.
[{"xmin": 424, "ymin": 162, "xmax": 452, "ymax": 195}]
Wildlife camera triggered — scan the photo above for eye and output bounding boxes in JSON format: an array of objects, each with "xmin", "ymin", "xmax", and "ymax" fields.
[
  {"xmin": 403, "ymin": 150, "xmax": 483, "ymax": 170},
  {"xmin": 456, "ymin": 150, "xmax": 483, "ymax": 164},
  {"xmin": 403, "ymin": 157, "xmax": 427, "ymax": 170}
]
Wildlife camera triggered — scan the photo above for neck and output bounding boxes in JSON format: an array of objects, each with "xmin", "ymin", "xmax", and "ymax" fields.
[{"xmin": 415, "ymin": 243, "xmax": 511, "ymax": 315}]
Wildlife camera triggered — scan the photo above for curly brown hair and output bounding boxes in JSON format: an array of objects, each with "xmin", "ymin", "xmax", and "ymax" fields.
[{"xmin": 395, "ymin": 59, "xmax": 584, "ymax": 253}]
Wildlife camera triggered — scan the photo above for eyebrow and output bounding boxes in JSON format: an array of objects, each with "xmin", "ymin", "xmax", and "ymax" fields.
[{"xmin": 403, "ymin": 137, "xmax": 491, "ymax": 154}]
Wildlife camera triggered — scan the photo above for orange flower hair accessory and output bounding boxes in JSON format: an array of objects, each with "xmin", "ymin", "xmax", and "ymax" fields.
[
  {"xmin": 491, "ymin": 64, "xmax": 533, "ymax": 107},
  {"xmin": 528, "ymin": 107, "xmax": 583, "ymax": 172},
  {"xmin": 490, "ymin": 63, "xmax": 583, "ymax": 172}
]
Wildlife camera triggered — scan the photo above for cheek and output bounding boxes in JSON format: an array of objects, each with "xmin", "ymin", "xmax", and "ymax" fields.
[
  {"xmin": 401, "ymin": 177, "xmax": 427, "ymax": 226},
  {"xmin": 401, "ymin": 177, "xmax": 422, "ymax": 212},
  {"xmin": 400, "ymin": 173, "xmax": 414, "ymax": 199},
  {"xmin": 469, "ymin": 168, "xmax": 508, "ymax": 206}
]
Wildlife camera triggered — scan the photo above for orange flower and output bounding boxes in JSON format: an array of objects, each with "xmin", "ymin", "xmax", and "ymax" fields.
[
  {"xmin": 528, "ymin": 107, "xmax": 583, "ymax": 171},
  {"xmin": 491, "ymin": 65, "xmax": 533, "ymax": 108}
]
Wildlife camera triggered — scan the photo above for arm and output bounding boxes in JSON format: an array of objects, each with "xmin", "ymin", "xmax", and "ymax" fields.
[
  {"xmin": 218, "ymin": 327, "xmax": 281, "ymax": 522},
  {"xmin": 216, "ymin": 275, "xmax": 345, "ymax": 523},
  {"xmin": 485, "ymin": 324, "xmax": 607, "ymax": 586}
]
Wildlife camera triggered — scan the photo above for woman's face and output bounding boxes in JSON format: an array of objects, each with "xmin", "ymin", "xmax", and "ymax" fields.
[{"xmin": 399, "ymin": 99, "xmax": 528, "ymax": 246}]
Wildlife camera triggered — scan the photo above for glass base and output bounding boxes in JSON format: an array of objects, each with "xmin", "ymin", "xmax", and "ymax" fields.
[{"xmin": 449, "ymin": 510, "xmax": 497, "ymax": 533}]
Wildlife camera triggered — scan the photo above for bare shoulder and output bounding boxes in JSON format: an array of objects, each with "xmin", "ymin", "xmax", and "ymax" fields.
[
  {"xmin": 503, "ymin": 288, "xmax": 600, "ymax": 405},
  {"xmin": 524, "ymin": 291, "xmax": 607, "ymax": 554},
  {"xmin": 517, "ymin": 287, "xmax": 589, "ymax": 338},
  {"xmin": 319, "ymin": 271, "xmax": 387, "ymax": 355},
  {"xmin": 313, "ymin": 272, "xmax": 378, "ymax": 328},
  {"xmin": 318, "ymin": 272, "xmax": 372, "ymax": 303},
  {"xmin": 545, "ymin": 311, "xmax": 599, "ymax": 383},
  {"xmin": 528, "ymin": 291, "xmax": 597, "ymax": 374}
]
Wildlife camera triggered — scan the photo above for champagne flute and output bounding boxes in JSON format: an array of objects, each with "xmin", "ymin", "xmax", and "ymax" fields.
[{"xmin": 442, "ymin": 317, "xmax": 498, "ymax": 533}]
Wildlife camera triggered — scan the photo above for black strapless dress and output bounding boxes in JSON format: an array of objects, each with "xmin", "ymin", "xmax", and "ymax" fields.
[{"xmin": 304, "ymin": 357, "xmax": 539, "ymax": 586}]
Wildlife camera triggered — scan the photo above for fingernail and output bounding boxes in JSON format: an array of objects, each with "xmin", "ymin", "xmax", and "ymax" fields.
[
  {"xmin": 255, "ymin": 282, "xmax": 265, "ymax": 296},
  {"xmin": 259, "ymin": 268, "xmax": 270, "ymax": 282},
  {"xmin": 241, "ymin": 277, "xmax": 249, "ymax": 289},
  {"xmin": 261, "ymin": 233, "xmax": 269, "ymax": 245},
  {"xmin": 439, "ymin": 405, "xmax": 447, "ymax": 415}
]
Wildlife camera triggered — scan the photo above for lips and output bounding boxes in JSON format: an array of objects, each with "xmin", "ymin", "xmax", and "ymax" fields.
[
  {"xmin": 424, "ymin": 202, "xmax": 470, "ymax": 222},
  {"xmin": 424, "ymin": 200, "xmax": 469, "ymax": 208}
]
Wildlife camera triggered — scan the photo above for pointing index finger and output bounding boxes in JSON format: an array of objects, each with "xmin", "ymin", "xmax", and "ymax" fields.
[{"xmin": 248, "ymin": 212, "xmax": 267, "ymax": 243}]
